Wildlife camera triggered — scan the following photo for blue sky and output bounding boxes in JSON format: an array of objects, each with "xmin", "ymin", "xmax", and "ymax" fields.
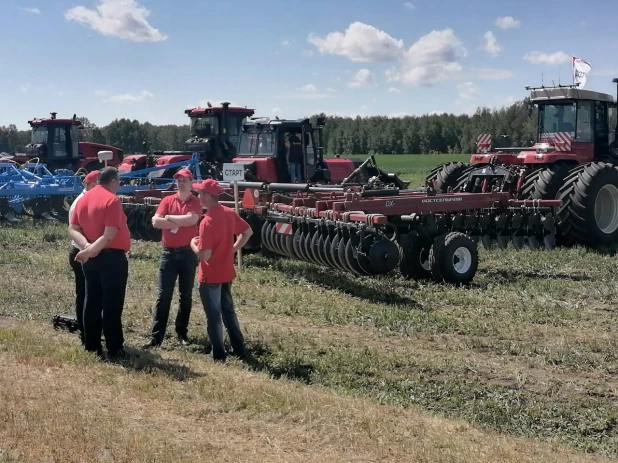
[{"xmin": 1, "ymin": 0, "xmax": 617, "ymax": 130}]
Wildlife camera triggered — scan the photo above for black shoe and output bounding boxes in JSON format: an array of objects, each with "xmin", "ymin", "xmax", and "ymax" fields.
[
  {"xmin": 177, "ymin": 333, "xmax": 190, "ymax": 346},
  {"xmin": 108, "ymin": 348, "xmax": 129, "ymax": 360},
  {"xmin": 142, "ymin": 338, "xmax": 160, "ymax": 349}
]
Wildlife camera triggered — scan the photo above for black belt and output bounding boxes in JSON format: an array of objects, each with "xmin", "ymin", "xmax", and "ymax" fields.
[{"xmin": 163, "ymin": 246, "xmax": 192, "ymax": 252}]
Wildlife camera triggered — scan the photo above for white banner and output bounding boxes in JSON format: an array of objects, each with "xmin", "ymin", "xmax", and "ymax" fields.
[{"xmin": 573, "ymin": 57, "xmax": 592, "ymax": 88}]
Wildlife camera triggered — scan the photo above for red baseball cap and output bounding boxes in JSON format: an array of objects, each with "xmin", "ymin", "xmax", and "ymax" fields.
[
  {"xmin": 192, "ymin": 178, "xmax": 222, "ymax": 195},
  {"xmin": 84, "ymin": 170, "xmax": 99, "ymax": 184},
  {"xmin": 173, "ymin": 168, "xmax": 193, "ymax": 180}
]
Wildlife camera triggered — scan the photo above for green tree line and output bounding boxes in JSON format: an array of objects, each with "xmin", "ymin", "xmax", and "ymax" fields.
[{"xmin": 0, "ymin": 98, "xmax": 538, "ymax": 156}]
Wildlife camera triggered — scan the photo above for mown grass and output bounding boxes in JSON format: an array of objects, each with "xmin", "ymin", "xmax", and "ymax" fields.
[
  {"xmin": 2, "ymin": 220, "xmax": 618, "ymax": 459},
  {"xmin": 2, "ymin": 154, "xmax": 618, "ymax": 460}
]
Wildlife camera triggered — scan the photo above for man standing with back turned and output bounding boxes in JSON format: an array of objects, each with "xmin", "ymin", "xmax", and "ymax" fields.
[
  {"xmin": 69, "ymin": 167, "xmax": 131, "ymax": 359},
  {"xmin": 190, "ymin": 178, "xmax": 253, "ymax": 362},
  {"xmin": 67, "ymin": 169, "xmax": 98, "ymax": 345},
  {"xmin": 143, "ymin": 168, "xmax": 203, "ymax": 349}
]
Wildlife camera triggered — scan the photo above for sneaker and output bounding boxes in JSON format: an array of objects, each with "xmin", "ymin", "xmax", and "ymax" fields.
[
  {"xmin": 142, "ymin": 338, "xmax": 160, "ymax": 349},
  {"xmin": 177, "ymin": 333, "xmax": 190, "ymax": 346}
]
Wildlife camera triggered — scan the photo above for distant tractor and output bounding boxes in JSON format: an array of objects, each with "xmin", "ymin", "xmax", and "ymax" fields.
[
  {"xmin": 234, "ymin": 115, "xmax": 410, "ymax": 187},
  {"xmin": 426, "ymin": 78, "xmax": 618, "ymax": 248},
  {"xmin": 118, "ymin": 102, "xmax": 255, "ymax": 179},
  {"xmin": 0, "ymin": 112, "xmax": 123, "ymax": 173}
]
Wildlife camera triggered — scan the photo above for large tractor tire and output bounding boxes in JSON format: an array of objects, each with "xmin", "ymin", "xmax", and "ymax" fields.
[
  {"xmin": 518, "ymin": 162, "xmax": 573, "ymax": 200},
  {"xmin": 398, "ymin": 231, "xmax": 432, "ymax": 280},
  {"xmin": 425, "ymin": 162, "xmax": 470, "ymax": 192},
  {"xmin": 428, "ymin": 232, "xmax": 478, "ymax": 285},
  {"xmin": 557, "ymin": 162, "xmax": 618, "ymax": 247}
]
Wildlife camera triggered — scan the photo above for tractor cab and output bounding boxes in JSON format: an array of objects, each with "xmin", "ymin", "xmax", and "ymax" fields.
[
  {"xmin": 2, "ymin": 112, "xmax": 123, "ymax": 173},
  {"xmin": 26, "ymin": 113, "xmax": 80, "ymax": 170},
  {"xmin": 184, "ymin": 103, "xmax": 255, "ymax": 161},
  {"xmin": 234, "ymin": 117, "xmax": 329, "ymax": 183},
  {"xmin": 471, "ymin": 83, "xmax": 618, "ymax": 165}
]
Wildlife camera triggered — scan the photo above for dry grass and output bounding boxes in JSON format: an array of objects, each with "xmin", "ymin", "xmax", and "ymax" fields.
[{"xmin": 0, "ymin": 317, "xmax": 612, "ymax": 463}]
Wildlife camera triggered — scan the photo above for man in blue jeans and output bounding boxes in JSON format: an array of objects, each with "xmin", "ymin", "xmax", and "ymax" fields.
[
  {"xmin": 143, "ymin": 169, "xmax": 203, "ymax": 348},
  {"xmin": 286, "ymin": 132, "xmax": 303, "ymax": 182},
  {"xmin": 189, "ymin": 178, "xmax": 254, "ymax": 361}
]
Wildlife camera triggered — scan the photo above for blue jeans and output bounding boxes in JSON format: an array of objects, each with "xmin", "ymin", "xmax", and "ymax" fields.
[
  {"xmin": 199, "ymin": 281, "xmax": 245, "ymax": 360},
  {"xmin": 150, "ymin": 246, "xmax": 198, "ymax": 343},
  {"xmin": 288, "ymin": 162, "xmax": 301, "ymax": 182}
]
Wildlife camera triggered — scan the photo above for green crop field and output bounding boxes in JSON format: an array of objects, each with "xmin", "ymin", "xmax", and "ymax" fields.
[{"xmin": 1, "ymin": 154, "xmax": 618, "ymax": 462}]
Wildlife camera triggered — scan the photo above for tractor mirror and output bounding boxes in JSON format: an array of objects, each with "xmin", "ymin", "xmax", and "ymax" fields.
[{"xmin": 97, "ymin": 150, "xmax": 114, "ymax": 163}]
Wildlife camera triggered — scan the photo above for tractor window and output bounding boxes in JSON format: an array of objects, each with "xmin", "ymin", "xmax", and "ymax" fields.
[
  {"xmin": 190, "ymin": 116, "xmax": 219, "ymax": 138},
  {"xmin": 594, "ymin": 101, "xmax": 609, "ymax": 142},
  {"xmin": 576, "ymin": 101, "xmax": 594, "ymax": 142},
  {"xmin": 50, "ymin": 126, "xmax": 68, "ymax": 158},
  {"xmin": 238, "ymin": 132, "xmax": 258, "ymax": 155},
  {"xmin": 31, "ymin": 126, "xmax": 47, "ymax": 144},
  {"xmin": 539, "ymin": 103, "xmax": 576, "ymax": 136},
  {"xmin": 304, "ymin": 131, "xmax": 315, "ymax": 165},
  {"xmin": 610, "ymin": 104, "xmax": 617, "ymax": 145},
  {"xmin": 257, "ymin": 131, "xmax": 276, "ymax": 155}
]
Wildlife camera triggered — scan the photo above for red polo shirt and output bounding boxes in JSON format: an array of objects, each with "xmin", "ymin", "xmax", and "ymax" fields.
[
  {"xmin": 197, "ymin": 204, "xmax": 250, "ymax": 284},
  {"xmin": 70, "ymin": 185, "xmax": 131, "ymax": 252},
  {"xmin": 155, "ymin": 193, "xmax": 203, "ymax": 248}
]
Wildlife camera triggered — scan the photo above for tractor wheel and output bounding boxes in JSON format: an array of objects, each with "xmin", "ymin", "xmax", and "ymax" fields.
[
  {"xmin": 557, "ymin": 162, "xmax": 618, "ymax": 247},
  {"xmin": 398, "ymin": 231, "xmax": 432, "ymax": 280},
  {"xmin": 426, "ymin": 162, "xmax": 470, "ymax": 192},
  {"xmin": 518, "ymin": 162, "xmax": 573, "ymax": 200},
  {"xmin": 428, "ymin": 232, "xmax": 478, "ymax": 285}
]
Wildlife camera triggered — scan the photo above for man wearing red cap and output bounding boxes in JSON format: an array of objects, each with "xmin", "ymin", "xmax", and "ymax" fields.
[
  {"xmin": 67, "ymin": 170, "xmax": 99, "ymax": 345},
  {"xmin": 143, "ymin": 168, "xmax": 203, "ymax": 349},
  {"xmin": 190, "ymin": 178, "xmax": 253, "ymax": 361},
  {"xmin": 69, "ymin": 167, "xmax": 131, "ymax": 360}
]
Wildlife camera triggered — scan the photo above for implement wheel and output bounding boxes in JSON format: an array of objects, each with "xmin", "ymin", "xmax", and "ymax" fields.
[
  {"xmin": 428, "ymin": 232, "xmax": 478, "ymax": 285},
  {"xmin": 398, "ymin": 231, "xmax": 432, "ymax": 280}
]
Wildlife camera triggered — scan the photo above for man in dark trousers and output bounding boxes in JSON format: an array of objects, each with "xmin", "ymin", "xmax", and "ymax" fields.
[
  {"xmin": 189, "ymin": 178, "xmax": 253, "ymax": 361},
  {"xmin": 67, "ymin": 169, "xmax": 99, "ymax": 345},
  {"xmin": 69, "ymin": 167, "xmax": 131, "ymax": 360},
  {"xmin": 143, "ymin": 168, "xmax": 203, "ymax": 348},
  {"xmin": 286, "ymin": 132, "xmax": 303, "ymax": 182}
]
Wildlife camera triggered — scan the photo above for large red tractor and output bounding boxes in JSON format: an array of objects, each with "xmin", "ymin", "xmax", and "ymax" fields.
[
  {"xmin": 0, "ymin": 112, "xmax": 123, "ymax": 173},
  {"xmin": 234, "ymin": 115, "xmax": 410, "ymax": 188},
  {"xmin": 118, "ymin": 102, "xmax": 255, "ymax": 179},
  {"xmin": 426, "ymin": 79, "xmax": 618, "ymax": 248}
]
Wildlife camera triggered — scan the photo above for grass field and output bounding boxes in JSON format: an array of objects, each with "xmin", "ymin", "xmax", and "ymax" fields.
[{"xmin": 2, "ymin": 154, "xmax": 618, "ymax": 462}]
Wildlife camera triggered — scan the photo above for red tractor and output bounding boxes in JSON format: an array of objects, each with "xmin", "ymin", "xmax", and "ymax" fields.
[
  {"xmin": 426, "ymin": 79, "xmax": 618, "ymax": 248},
  {"xmin": 233, "ymin": 115, "xmax": 410, "ymax": 188},
  {"xmin": 0, "ymin": 112, "xmax": 123, "ymax": 173},
  {"xmin": 118, "ymin": 102, "xmax": 255, "ymax": 179}
]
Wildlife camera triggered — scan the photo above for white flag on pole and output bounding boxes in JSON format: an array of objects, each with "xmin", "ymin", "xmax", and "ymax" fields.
[{"xmin": 573, "ymin": 56, "xmax": 592, "ymax": 88}]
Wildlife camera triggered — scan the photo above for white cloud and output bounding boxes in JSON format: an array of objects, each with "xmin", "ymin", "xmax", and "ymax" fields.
[
  {"xmin": 457, "ymin": 82, "xmax": 478, "ymax": 100},
  {"xmin": 281, "ymin": 39, "xmax": 294, "ymax": 47},
  {"xmin": 523, "ymin": 51, "xmax": 570, "ymax": 65},
  {"xmin": 474, "ymin": 68, "xmax": 515, "ymax": 80},
  {"xmin": 326, "ymin": 87, "xmax": 337, "ymax": 93},
  {"xmin": 347, "ymin": 69, "xmax": 375, "ymax": 88},
  {"xmin": 495, "ymin": 16, "xmax": 520, "ymax": 29},
  {"xmin": 403, "ymin": 2, "xmax": 414, "ymax": 10},
  {"xmin": 99, "ymin": 90, "xmax": 155, "ymax": 103},
  {"xmin": 388, "ymin": 87, "xmax": 401, "ymax": 93},
  {"xmin": 20, "ymin": 83, "xmax": 31, "ymax": 93},
  {"xmin": 307, "ymin": 22, "xmax": 405, "ymax": 62},
  {"xmin": 65, "ymin": 0, "xmax": 168, "ymax": 42},
  {"xmin": 483, "ymin": 31, "xmax": 501, "ymax": 57},
  {"xmin": 385, "ymin": 28, "xmax": 467, "ymax": 86},
  {"xmin": 19, "ymin": 7, "xmax": 40, "ymax": 14},
  {"xmin": 299, "ymin": 84, "xmax": 317, "ymax": 92},
  {"xmin": 301, "ymin": 50, "xmax": 314, "ymax": 57}
]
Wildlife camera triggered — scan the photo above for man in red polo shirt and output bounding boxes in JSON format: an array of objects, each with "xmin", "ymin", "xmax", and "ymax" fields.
[
  {"xmin": 189, "ymin": 178, "xmax": 253, "ymax": 361},
  {"xmin": 143, "ymin": 168, "xmax": 203, "ymax": 349},
  {"xmin": 68, "ymin": 167, "xmax": 131, "ymax": 360}
]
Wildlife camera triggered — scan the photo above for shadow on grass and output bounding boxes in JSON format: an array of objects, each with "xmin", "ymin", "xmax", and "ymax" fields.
[
  {"xmin": 247, "ymin": 256, "xmax": 426, "ymax": 310},
  {"xmin": 489, "ymin": 269, "xmax": 593, "ymax": 283},
  {"xmin": 109, "ymin": 346, "xmax": 205, "ymax": 382}
]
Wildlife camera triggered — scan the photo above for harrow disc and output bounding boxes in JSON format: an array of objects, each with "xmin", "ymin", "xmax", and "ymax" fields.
[
  {"xmin": 398, "ymin": 231, "xmax": 432, "ymax": 280},
  {"xmin": 367, "ymin": 238, "xmax": 399, "ymax": 274}
]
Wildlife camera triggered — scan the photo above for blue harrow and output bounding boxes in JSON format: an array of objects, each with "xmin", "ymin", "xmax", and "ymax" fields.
[{"xmin": 0, "ymin": 154, "xmax": 203, "ymax": 224}]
